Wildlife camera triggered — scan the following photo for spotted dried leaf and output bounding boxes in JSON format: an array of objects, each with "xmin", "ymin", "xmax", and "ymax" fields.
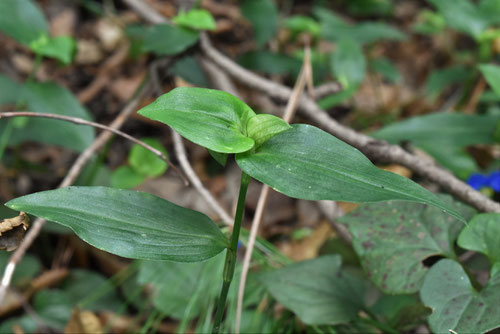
[{"xmin": 338, "ymin": 196, "xmax": 475, "ymax": 294}]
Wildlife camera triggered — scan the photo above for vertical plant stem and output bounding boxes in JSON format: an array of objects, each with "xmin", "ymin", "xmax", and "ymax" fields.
[{"xmin": 212, "ymin": 171, "xmax": 251, "ymax": 334}]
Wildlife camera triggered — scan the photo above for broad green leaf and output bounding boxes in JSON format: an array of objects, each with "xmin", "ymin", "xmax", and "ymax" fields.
[
  {"xmin": 171, "ymin": 56, "xmax": 210, "ymax": 87},
  {"xmin": 479, "ymin": 0, "xmax": 500, "ymax": 25},
  {"xmin": 237, "ymin": 51, "xmax": 302, "ymax": 76},
  {"xmin": 138, "ymin": 87, "xmax": 255, "ymax": 153},
  {"xmin": 142, "ymin": 24, "xmax": 199, "ymax": 55},
  {"xmin": 370, "ymin": 295, "xmax": 430, "ymax": 330},
  {"xmin": 111, "ymin": 166, "xmax": 145, "ymax": 189},
  {"xmin": 338, "ymin": 197, "xmax": 475, "ymax": 293},
  {"xmin": 427, "ymin": 0, "xmax": 488, "ymax": 39},
  {"xmin": 351, "ymin": 22, "xmax": 407, "ymax": 44},
  {"xmin": 370, "ymin": 57, "xmax": 401, "ymax": 84},
  {"xmin": 0, "ymin": 205, "xmax": 18, "ymax": 220},
  {"xmin": 284, "ymin": 15, "xmax": 320, "ymax": 37},
  {"xmin": 126, "ymin": 23, "xmax": 199, "ymax": 56},
  {"xmin": 30, "ymin": 35, "xmax": 76, "ymax": 64},
  {"xmin": 246, "ymin": 114, "xmax": 291, "ymax": 148},
  {"xmin": 33, "ymin": 290, "xmax": 72, "ymax": 330},
  {"xmin": 458, "ymin": 213, "xmax": 500, "ymax": 265},
  {"xmin": 412, "ymin": 10, "xmax": 446, "ymax": 35},
  {"xmin": 419, "ymin": 143, "xmax": 479, "ymax": 179},
  {"xmin": 0, "ymin": 316, "xmax": 37, "ymax": 334},
  {"xmin": 260, "ymin": 255, "xmax": 365, "ymax": 325},
  {"xmin": 480, "ymin": 91, "xmax": 500, "ymax": 103},
  {"xmin": 330, "ymin": 39, "xmax": 366, "ymax": 89},
  {"xmin": 61, "ymin": 269, "xmax": 123, "ymax": 311},
  {"xmin": 208, "ymin": 149, "xmax": 228, "ymax": 167},
  {"xmin": 173, "ymin": 9, "xmax": 216, "ymax": 31},
  {"xmin": 420, "ymin": 259, "xmax": 500, "ymax": 333},
  {"xmin": 317, "ymin": 86, "xmax": 357, "ymax": 109},
  {"xmin": 6, "ymin": 186, "xmax": 229, "ymax": 262},
  {"xmin": 74, "ymin": 157, "xmax": 111, "ymax": 187},
  {"xmin": 373, "ymin": 112, "xmax": 500, "ymax": 178},
  {"xmin": 0, "ymin": 74, "xmax": 21, "ymax": 105},
  {"xmin": 128, "ymin": 138, "xmax": 168, "ymax": 178},
  {"xmin": 479, "ymin": 64, "xmax": 500, "ymax": 96},
  {"xmin": 0, "ymin": 82, "xmax": 95, "ymax": 152},
  {"xmin": 316, "ymin": 8, "xmax": 406, "ymax": 44},
  {"xmin": 345, "ymin": 0, "xmax": 393, "ymax": 17},
  {"xmin": 0, "ymin": 0, "xmax": 48, "ymax": 46},
  {"xmin": 138, "ymin": 253, "xmax": 224, "ymax": 320},
  {"xmin": 424, "ymin": 65, "xmax": 474, "ymax": 101},
  {"xmin": 236, "ymin": 124, "xmax": 465, "ymax": 221},
  {"xmin": 241, "ymin": 0, "xmax": 278, "ymax": 47}
]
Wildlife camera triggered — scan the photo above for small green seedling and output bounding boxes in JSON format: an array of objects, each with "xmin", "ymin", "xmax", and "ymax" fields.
[{"xmin": 5, "ymin": 87, "xmax": 464, "ymax": 333}]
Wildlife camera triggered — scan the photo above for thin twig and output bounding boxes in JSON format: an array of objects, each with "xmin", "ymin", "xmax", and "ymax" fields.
[
  {"xmin": 0, "ymin": 83, "xmax": 153, "ymax": 304},
  {"xmin": 235, "ymin": 53, "xmax": 310, "ymax": 333},
  {"xmin": 464, "ymin": 77, "xmax": 486, "ymax": 114},
  {"xmin": 121, "ymin": 0, "xmax": 169, "ymax": 24},
  {"xmin": 77, "ymin": 43, "xmax": 130, "ymax": 103},
  {"xmin": 0, "ymin": 111, "xmax": 185, "ymax": 182},
  {"xmin": 199, "ymin": 57, "xmax": 241, "ymax": 98},
  {"xmin": 171, "ymin": 131, "xmax": 233, "ymax": 225},
  {"xmin": 313, "ymin": 82, "xmax": 343, "ymax": 100},
  {"xmin": 199, "ymin": 33, "xmax": 500, "ymax": 213}
]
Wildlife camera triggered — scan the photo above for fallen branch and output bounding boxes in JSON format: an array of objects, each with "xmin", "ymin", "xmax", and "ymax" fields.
[
  {"xmin": 199, "ymin": 33, "xmax": 500, "ymax": 213},
  {"xmin": 121, "ymin": 0, "xmax": 168, "ymax": 24},
  {"xmin": 122, "ymin": 0, "xmax": 497, "ymax": 212}
]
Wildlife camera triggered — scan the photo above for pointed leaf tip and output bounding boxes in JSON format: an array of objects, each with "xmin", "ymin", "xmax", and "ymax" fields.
[{"xmin": 6, "ymin": 186, "xmax": 229, "ymax": 262}]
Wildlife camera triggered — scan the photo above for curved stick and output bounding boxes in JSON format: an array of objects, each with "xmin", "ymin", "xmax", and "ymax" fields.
[
  {"xmin": 0, "ymin": 111, "xmax": 187, "ymax": 185},
  {"xmin": 199, "ymin": 33, "xmax": 500, "ymax": 214}
]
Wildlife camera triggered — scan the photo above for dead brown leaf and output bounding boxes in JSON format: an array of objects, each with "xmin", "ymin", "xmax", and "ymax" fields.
[
  {"xmin": 284, "ymin": 221, "xmax": 334, "ymax": 261},
  {"xmin": 65, "ymin": 308, "xmax": 103, "ymax": 334},
  {"xmin": 0, "ymin": 212, "xmax": 29, "ymax": 236}
]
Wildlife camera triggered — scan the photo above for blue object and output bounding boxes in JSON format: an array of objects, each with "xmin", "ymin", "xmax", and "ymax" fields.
[
  {"xmin": 467, "ymin": 173, "xmax": 490, "ymax": 190},
  {"xmin": 488, "ymin": 171, "xmax": 500, "ymax": 191}
]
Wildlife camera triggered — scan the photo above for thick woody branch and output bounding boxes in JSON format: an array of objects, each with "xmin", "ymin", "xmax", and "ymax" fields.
[{"xmin": 199, "ymin": 33, "xmax": 500, "ymax": 213}]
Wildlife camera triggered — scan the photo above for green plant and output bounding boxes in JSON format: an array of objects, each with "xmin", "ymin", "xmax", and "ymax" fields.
[
  {"xmin": 5, "ymin": 87, "xmax": 466, "ymax": 332},
  {"xmin": 0, "ymin": 0, "xmax": 89, "ymax": 161}
]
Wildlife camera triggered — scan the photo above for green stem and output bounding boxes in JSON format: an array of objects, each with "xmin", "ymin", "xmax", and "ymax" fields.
[{"xmin": 212, "ymin": 171, "xmax": 251, "ymax": 334}]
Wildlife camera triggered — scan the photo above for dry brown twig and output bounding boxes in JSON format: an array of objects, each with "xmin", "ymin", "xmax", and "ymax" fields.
[
  {"xmin": 198, "ymin": 33, "xmax": 500, "ymax": 213},
  {"xmin": 171, "ymin": 131, "xmax": 233, "ymax": 225},
  {"xmin": 0, "ymin": 111, "xmax": 183, "ymax": 178},
  {"xmin": 77, "ymin": 43, "xmax": 130, "ymax": 104}
]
